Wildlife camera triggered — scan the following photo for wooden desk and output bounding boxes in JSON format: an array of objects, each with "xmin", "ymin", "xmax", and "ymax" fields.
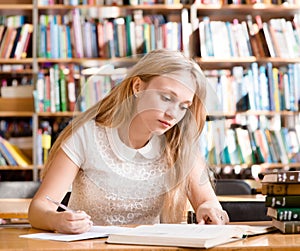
[
  {"xmin": 0, "ymin": 198, "xmax": 31, "ymax": 219},
  {"xmin": 0, "ymin": 225, "xmax": 300, "ymax": 251}
]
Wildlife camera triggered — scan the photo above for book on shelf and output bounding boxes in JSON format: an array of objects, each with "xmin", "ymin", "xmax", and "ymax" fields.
[
  {"xmin": 0, "ymin": 84, "xmax": 34, "ymax": 98},
  {"xmin": 0, "ymin": 27, "xmax": 15, "ymax": 58},
  {"xmin": 0, "ymin": 137, "xmax": 31, "ymax": 167},
  {"xmin": 262, "ymin": 171, "xmax": 300, "ymax": 183},
  {"xmin": 262, "ymin": 183, "xmax": 300, "ymax": 196},
  {"xmin": 0, "ymin": 138, "xmax": 18, "ymax": 166},
  {"xmin": 268, "ymin": 18, "xmax": 290, "ymax": 58},
  {"xmin": 245, "ymin": 15, "xmax": 263, "ymax": 58},
  {"xmin": 267, "ymin": 207, "xmax": 300, "ymax": 221},
  {"xmin": 106, "ymin": 224, "xmax": 274, "ymax": 249},
  {"xmin": 266, "ymin": 195, "xmax": 300, "ymax": 208},
  {"xmin": 14, "ymin": 23, "xmax": 33, "ymax": 59},
  {"xmin": 272, "ymin": 219, "xmax": 300, "ymax": 234}
]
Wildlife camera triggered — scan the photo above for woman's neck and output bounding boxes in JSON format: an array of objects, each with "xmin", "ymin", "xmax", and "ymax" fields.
[{"xmin": 118, "ymin": 119, "xmax": 151, "ymax": 149}]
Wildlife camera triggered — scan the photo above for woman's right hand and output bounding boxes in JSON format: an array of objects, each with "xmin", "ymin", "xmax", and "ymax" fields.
[{"xmin": 53, "ymin": 210, "xmax": 93, "ymax": 234}]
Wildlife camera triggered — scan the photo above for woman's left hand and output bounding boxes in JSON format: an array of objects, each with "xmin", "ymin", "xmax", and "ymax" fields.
[{"xmin": 196, "ymin": 201, "xmax": 229, "ymax": 225}]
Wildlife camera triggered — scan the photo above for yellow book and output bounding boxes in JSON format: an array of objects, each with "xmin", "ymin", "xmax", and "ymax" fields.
[{"xmin": 1, "ymin": 139, "xmax": 31, "ymax": 167}]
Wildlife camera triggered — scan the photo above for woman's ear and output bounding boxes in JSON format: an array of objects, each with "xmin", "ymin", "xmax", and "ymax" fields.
[{"xmin": 132, "ymin": 76, "xmax": 142, "ymax": 96}]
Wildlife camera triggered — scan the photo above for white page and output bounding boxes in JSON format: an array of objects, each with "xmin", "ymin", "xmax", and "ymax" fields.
[
  {"xmin": 113, "ymin": 224, "xmax": 246, "ymax": 239},
  {"xmin": 107, "ymin": 224, "xmax": 275, "ymax": 248},
  {"xmin": 19, "ymin": 225, "xmax": 130, "ymax": 242}
]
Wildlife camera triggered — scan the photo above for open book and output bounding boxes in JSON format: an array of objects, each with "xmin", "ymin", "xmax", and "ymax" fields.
[
  {"xmin": 106, "ymin": 224, "xmax": 275, "ymax": 249},
  {"xmin": 19, "ymin": 225, "xmax": 129, "ymax": 242}
]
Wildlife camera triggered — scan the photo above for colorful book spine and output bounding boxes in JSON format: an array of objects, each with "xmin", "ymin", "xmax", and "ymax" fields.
[
  {"xmin": 262, "ymin": 171, "xmax": 300, "ymax": 183},
  {"xmin": 262, "ymin": 183, "xmax": 300, "ymax": 195},
  {"xmin": 0, "ymin": 137, "xmax": 18, "ymax": 166},
  {"xmin": 267, "ymin": 207, "xmax": 300, "ymax": 221},
  {"xmin": 272, "ymin": 219, "xmax": 300, "ymax": 234},
  {"xmin": 265, "ymin": 195, "xmax": 300, "ymax": 208}
]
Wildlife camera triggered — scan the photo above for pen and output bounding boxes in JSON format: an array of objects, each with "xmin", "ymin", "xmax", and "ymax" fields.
[{"xmin": 46, "ymin": 195, "xmax": 76, "ymax": 213}]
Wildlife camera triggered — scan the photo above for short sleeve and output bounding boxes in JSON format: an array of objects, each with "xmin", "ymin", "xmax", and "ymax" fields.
[{"xmin": 61, "ymin": 121, "xmax": 91, "ymax": 168}]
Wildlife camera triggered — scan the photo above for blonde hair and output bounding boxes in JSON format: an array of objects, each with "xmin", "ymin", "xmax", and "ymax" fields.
[{"xmin": 42, "ymin": 49, "xmax": 208, "ymax": 223}]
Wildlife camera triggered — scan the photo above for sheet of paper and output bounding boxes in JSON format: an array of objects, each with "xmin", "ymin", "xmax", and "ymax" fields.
[{"xmin": 19, "ymin": 225, "xmax": 130, "ymax": 242}]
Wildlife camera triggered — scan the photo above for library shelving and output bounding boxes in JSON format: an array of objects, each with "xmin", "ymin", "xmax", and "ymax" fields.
[{"xmin": 1, "ymin": 1, "xmax": 300, "ymax": 181}]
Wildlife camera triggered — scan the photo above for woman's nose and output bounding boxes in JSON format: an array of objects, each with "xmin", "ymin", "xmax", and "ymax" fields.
[{"xmin": 165, "ymin": 105, "xmax": 178, "ymax": 120}]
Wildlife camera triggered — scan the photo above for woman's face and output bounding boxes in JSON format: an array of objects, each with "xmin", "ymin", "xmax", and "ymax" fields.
[{"xmin": 134, "ymin": 76, "xmax": 195, "ymax": 135}]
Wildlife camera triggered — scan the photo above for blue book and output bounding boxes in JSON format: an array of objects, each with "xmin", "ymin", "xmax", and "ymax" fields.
[
  {"xmin": 0, "ymin": 138, "xmax": 17, "ymax": 166},
  {"xmin": 90, "ymin": 22, "xmax": 99, "ymax": 58},
  {"xmin": 66, "ymin": 26, "xmax": 72, "ymax": 58},
  {"xmin": 38, "ymin": 24, "xmax": 47, "ymax": 58},
  {"xmin": 266, "ymin": 62, "xmax": 275, "ymax": 111}
]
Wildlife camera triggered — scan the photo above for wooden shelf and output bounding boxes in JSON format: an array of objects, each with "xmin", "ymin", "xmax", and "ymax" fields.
[
  {"xmin": 0, "ymin": 59, "xmax": 33, "ymax": 64},
  {"xmin": 37, "ymin": 111, "xmax": 81, "ymax": 117},
  {"xmin": 0, "ymin": 165, "xmax": 41, "ymax": 170},
  {"xmin": 37, "ymin": 57, "xmax": 139, "ymax": 68},
  {"xmin": 37, "ymin": 3, "xmax": 184, "ymax": 9},
  {"xmin": 207, "ymin": 110, "xmax": 299, "ymax": 118},
  {"xmin": 0, "ymin": 4, "xmax": 33, "ymax": 15},
  {"xmin": 37, "ymin": 4, "xmax": 185, "ymax": 16},
  {"xmin": 196, "ymin": 57, "xmax": 300, "ymax": 70},
  {"xmin": 194, "ymin": 3, "xmax": 300, "ymax": 19},
  {"xmin": 210, "ymin": 163, "xmax": 300, "ymax": 169},
  {"xmin": 0, "ymin": 111, "xmax": 34, "ymax": 117}
]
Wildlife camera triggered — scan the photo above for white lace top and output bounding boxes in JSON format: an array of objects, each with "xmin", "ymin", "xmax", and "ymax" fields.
[{"xmin": 62, "ymin": 120, "xmax": 169, "ymax": 225}]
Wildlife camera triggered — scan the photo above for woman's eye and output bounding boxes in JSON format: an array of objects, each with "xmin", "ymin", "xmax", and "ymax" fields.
[
  {"xmin": 180, "ymin": 104, "xmax": 189, "ymax": 110},
  {"xmin": 161, "ymin": 95, "xmax": 171, "ymax": 102}
]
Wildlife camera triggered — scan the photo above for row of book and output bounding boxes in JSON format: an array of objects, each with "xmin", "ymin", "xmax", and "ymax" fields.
[
  {"xmin": 0, "ymin": 136, "xmax": 32, "ymax": 167},
  {"xmin": 33, "ymin": 63, "xmax": 126, "ymax": 113},
  {"xmin": 38, "ymin": 10, "xmax": 182, "ymax": 59},
  {"xmin": 206, "ymin": 63, "xmax": 300, "ymax": 113},
  {"xmin": 37, "ymin": 0, "xmax": 300, "ymax": 5},
  {"xmin": 196, "ymin": 0, "xmax": 300, "ymax": 4},
  {"xmin": 0, "ymin": 15, "xmax": 27, "ymax": 28},
  {"xmin": 262, "ymin": 171, "xmax": 300, "ymax": 234},
  {"xmin": 38, "ymin": 0, "xmax": 187, "ymax": 5},
  {"xmin": 0, "ymin": 118, "xmax": 32, "ymax": 139},
  {"xmin": 0, "ymin": 64, "xmax": 32, "ymax": 73},
  {"xmin": 36, "ymin": 118, "xmax": 72, "ymax": 165},
  {"xmin": 29, "ymin": 60, "xmax": 300, "ymax": 113},
  {"xmin": 0, "ymin": 23, "xmax": 33, "ymax": 59},
  {"xmin": 198, "ymin": 15, "xmax": 300, "ymax": 58},
  {"xmin": 202, "ymin": 122, "xmax": 300, "ymax": 166}
]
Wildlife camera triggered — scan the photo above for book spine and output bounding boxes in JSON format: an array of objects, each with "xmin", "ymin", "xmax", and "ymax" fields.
[
  {"xmin": 269, "ymin": 172, "xmax": 300, "ymax": 183},
  {"xmin": 272, "ymin": 219, "xmax": 300, "ymax": 234},
  {"xmin": 262, "ymin": 183, "xmax": 300, "ymax": 195},
  {"xmin": 67, "ymin": 67, "xmax": 76, "ymax": 112},
  {"xmin": 0, "ymin": 138, "xmax": 18, "ymax": 166},
  {"xmin": 59, "ymin": 67, "xmax": 67, "ymax": 112},
  {"xmin": 268, "ymin": 207, "xmax": 300, "ymax": 221},
  {"xmin": 265, "ymin": 196, "xmax": 300, "ymax": 208},
  {"xmin": 1, "ymin": 137, "xmax": 29, "ymax": 166}
]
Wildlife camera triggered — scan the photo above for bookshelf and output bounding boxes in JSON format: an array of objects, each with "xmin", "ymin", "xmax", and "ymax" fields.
[
  {"xmin": 192, "ymin": 3, "xmax": 300, "ymax": 179},
  {"xmin": 1, "ymin": 1, "xmax": 300, "ymax": 182},
  {"xmin": 0, "ymin": 0, "xmax": 36, "ymax": 181}
]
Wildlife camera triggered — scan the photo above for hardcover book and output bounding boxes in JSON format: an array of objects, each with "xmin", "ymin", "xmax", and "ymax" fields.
[
  {"xmin": 262, "ymin": 183, "xmax": 300, "ymax": 195},
  {"xmin": 262, "ymin": 171, "xmax": 300, "ymax": 183},
  {"xmin": 272, "ymin": 219, "xmax": 300, "ymax": 234},
  {"xmin": 267, "ymin": 207, "xmax": 300, "ymax": 221},
  {"xmin": 266, "ymin": 195, "xmax": 300, "ymax": 208},
  {"xmin": 107, "ymin": 224, "xmax": 274, "ymax": 249}
]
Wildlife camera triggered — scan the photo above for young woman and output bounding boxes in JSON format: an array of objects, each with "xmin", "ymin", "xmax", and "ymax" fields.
[{"xmin": 28, "ymin": 49, "xmax": 229, "ymax": 234}]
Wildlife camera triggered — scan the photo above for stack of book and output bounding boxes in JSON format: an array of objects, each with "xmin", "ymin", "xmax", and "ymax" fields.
[{"xmin": 262, "ymin": 171, "xmax": 300, "ymax": 234}]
